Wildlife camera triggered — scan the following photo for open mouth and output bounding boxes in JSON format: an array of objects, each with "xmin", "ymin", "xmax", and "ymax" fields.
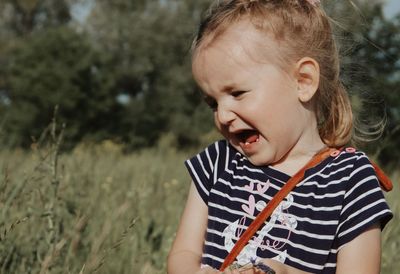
[{"xmin": 236, "ymin": 130, "xmax": 260, "ymax": 146}]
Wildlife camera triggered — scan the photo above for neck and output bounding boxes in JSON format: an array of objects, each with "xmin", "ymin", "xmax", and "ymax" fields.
[{"xmin": 272, "ymin": 128, "xmax": 326, "ymax": 176}]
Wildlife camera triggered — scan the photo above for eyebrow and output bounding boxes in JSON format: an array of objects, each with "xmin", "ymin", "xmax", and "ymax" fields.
[
  {"xmin": 199, "ymin": 82, "xmax": 237, "ymax": 98},
  {"xmin": 221, "ymin": 85, "xmax": 235, "ymax": 92}
]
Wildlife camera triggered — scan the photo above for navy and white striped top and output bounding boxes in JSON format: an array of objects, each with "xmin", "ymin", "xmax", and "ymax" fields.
[{"xmin": 185, "ymin": 140, "xmax": 392, "ymax": 273}]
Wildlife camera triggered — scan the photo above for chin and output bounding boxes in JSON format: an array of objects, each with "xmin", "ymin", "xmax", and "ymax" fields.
[
  {"xmin": 231, "ymin": 144, "xmax": 272, "ymax": 167},
  {"xmin": 246, "ymin": 155, "xmax": 273, "ymax": 167}
]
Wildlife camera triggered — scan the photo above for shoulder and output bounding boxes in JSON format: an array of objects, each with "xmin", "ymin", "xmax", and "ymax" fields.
[
  {"xmin": 329, "ymin": 147, "xmax": 370, "ymax": 170},
  {"xmin": 331, "ymin": 149, "xmax": 393, "ymax": 246},
  {"xmin": 301, "ymin": 147, "xmax": 383, "ymax": 194},
  {"xmin": 329, "ymin": 147, "xmax": 378, "ymax": 185},
  {"xmin": 318, "ymin": 147, "xmax": 376, "ymax": 181},
  {"xmin": 184, "ymin": 140, "xmax": 241, "ymax": 202}
]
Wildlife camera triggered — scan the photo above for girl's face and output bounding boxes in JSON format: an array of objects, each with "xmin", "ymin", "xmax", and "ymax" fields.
[{"xmin": 192, "ymin": 21, "xmax": 322, "ymax": 168}]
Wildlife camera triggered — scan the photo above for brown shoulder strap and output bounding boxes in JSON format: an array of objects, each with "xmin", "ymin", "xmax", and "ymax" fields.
[
  {"xmin": 219, "ymin": 147, "xmax": 336, "ymax": 271},
  {"xmin": 371, "ymin": 161, "xmax": 393, "ymax": 191}
]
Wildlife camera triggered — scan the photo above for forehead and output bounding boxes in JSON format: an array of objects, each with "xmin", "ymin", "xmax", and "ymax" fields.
[{"xmin": 192, "ymin": 21, "xmax": 282, "ymax": 84}]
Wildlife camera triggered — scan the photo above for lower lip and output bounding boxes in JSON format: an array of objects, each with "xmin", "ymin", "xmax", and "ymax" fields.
[{"xmin": 239, "ymin": 137, "xmax": 260, "ymax": 153}]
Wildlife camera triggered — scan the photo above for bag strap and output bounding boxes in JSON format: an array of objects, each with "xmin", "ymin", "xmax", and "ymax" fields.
[
  {"xmin": 371, "ymin": 162, "xmax": 393, "ymax": 191},
  {"xmin": 219, "ymin": 147, "xmax": 393, "ymax": 271}
]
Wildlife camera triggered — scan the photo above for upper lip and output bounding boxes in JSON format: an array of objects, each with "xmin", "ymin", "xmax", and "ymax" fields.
[
  {"xmin": 228, "ymin": 128, "xmax": 259, "ymax": 143},
  {"xmin": 228, "ymin": 127, "xmax": 254, "ymax": 134}
]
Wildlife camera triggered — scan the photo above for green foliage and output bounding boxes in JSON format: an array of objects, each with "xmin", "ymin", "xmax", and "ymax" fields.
[
  {"xmin": 1, "ymin": 26, "xmax": 117, "ymax": 147},
  {"xmin": 0, "ymin": 124, "xmax": 190, "ymax": 273},
  {"xmin": 0, "ymin": 0, "xmax": 215, "ymax": 149},
  {"xmin": 0, "ymin": 0, "xmax": 399, "ymax": 162},
  {"xmin": 354, "ymin": 13, "xmax": 400, "ymax": 166},
  {"xmin": 333, "ymin": 4, "xmax": 400, "ymax": 166},
  {"xmin": 0, "ymin": 1, "xmax": 398, "ymax": 272},
  {"xmin": 0, "ymin": 136, "xmax": 399, "ymax": 273},
  {"xmin": 0, "ymin": 0, "xmax": 73, "ymax": 35},
  {"xmin": 84, "ymin": 0, "xmax": 214, "ymax": 148}
]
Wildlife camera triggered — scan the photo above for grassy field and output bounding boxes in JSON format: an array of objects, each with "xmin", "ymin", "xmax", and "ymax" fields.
[{"xmin": 0, "ymin": 136, "xmax": 398, "ymax": 273}]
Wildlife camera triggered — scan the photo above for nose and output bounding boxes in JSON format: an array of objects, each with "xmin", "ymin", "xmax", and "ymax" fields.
[{"xmin": 216, "ymin": 104, "xmax": 236, "ymax": 126}]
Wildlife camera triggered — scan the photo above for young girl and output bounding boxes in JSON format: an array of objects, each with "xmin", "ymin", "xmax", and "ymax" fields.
[{"xmin": 168, "ymin": 0, "xmax": 393, "ymax": 273}]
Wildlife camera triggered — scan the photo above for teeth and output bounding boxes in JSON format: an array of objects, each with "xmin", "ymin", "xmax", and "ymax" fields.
[{"xmin": 244, "ymin": 138, "xmax": 259, "ymax": 146}]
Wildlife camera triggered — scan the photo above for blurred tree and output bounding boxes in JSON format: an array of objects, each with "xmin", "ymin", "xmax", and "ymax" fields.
[
  {"xmin": 349, "ymin": 10, "xmax": 400, "ymax": 166},
  {"xmin": 0, "ymin": 0, "xmax": 398, "ymax": 163},
  {"xmin": 0, "ymin": 0, "xmax": 84, "ymax": 147},
  {"xmin": 0, "ymin": 0, "xmax": 215, "ymax": 149},
  {"xmin": 84, "ymin": 0, "xmax": 214, "ymax": 148},
  {"xmin": 0, "ymin": 0, "xmax": 73, "ymax": 35},
  {"xmin": 307, "ymin": 0, "xmax": 400, "ymax": 166},
  {"xmin": 0, "ymin": 27, "xmax": 117, "ymax": 147}
]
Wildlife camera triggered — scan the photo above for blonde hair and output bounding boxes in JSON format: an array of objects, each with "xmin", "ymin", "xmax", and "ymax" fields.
[{"xmin": 192, "ymin": 0, "xmax": 353, "ymax": 147}]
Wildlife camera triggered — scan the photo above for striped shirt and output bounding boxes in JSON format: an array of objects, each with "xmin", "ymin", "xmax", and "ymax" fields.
[{"xmin": 185, "ymin": 140, "xmax": 392, "ymax": 273}]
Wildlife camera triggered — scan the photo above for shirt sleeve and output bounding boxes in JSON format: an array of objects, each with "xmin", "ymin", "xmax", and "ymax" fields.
[
  {"xmin": 337, "ymin": 153, "xmax": 393, "ymax": 249},
  {"xmin": 184, "ymin": 140, "xmax": 228, "ymax": 204}
]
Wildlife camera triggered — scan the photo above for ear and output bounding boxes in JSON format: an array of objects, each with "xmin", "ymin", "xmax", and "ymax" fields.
[{"xmin": 294, "ymin": 57, "xmax": 320, "ymax": 103}]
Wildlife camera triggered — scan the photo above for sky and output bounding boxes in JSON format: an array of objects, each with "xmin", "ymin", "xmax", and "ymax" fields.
[
  {"xmin": 71, "ymin": 0, "xmax": 400, "ymax": 24},
  {"xmin": 70, "ymin": 0, "xmax": 93, "ymax": 24},
  {"xmin": 383, "ymin": 0, "xmax": 400, "ymax": 18}
]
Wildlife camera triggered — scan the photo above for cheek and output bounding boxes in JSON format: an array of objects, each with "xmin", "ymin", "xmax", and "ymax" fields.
[
  {"xmin": 213, "ymin": 114, "xmax": 223, "ymax": 132},
  {"xmin": 213, "ymin": 112, "xmax": 219, "ymax": 126},
  {"xmin": 256, "ymin": 91, "xmax": 298, "ymax": 120},
  {"xmin": 249, "ymin": 97, "xmax": 276, "ymax": 120}
]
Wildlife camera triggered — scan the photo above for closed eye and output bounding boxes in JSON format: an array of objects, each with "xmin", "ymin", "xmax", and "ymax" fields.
[{"xmin": 231, "ymin": 90, "xmax": 247, "ymax": 98}]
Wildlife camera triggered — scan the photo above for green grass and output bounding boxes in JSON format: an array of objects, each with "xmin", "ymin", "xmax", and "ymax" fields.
[
  {"xmin": 0, "ymin": 138, "xmax": 190, "ymax": 274},
  {"xmin": 0, "ymin": 138, "xmax": 398, "ymax": 273}
]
